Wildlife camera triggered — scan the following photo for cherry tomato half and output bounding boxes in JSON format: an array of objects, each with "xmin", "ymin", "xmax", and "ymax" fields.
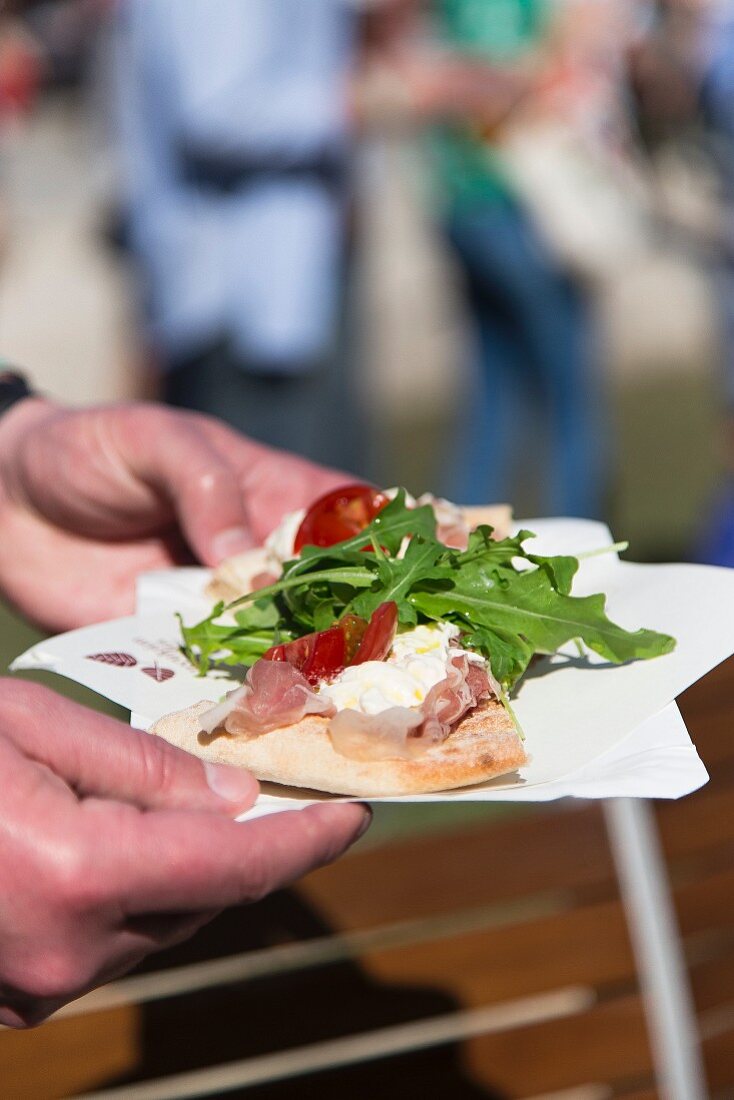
[
  {"xmin": 339, "ymin": 613, "xmax": 369, "ymax": 663},
  {"xmin": 351, "ymin": 601, "xmax": 398, "ymax": 665},
  {"xmin": 262, "ymin": 601, "xmax": 398, "ymax": 684},
  {"xmin": 294, "ymin": 483, "xmax": 388, "ymax": 553},
  {"xmin": 264, "ymin": 626, "xmax": 346, "ymax": 686}
]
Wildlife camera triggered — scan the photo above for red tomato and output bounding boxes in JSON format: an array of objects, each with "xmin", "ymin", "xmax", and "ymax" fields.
[
  {"xmin": 263, "ymin": 627, "xmax": 346, "ymax": 686},
  {"xmin": 294, "ymin": 483, "xmax": 388, "ymax": 553},
  {"xmin": 262, "ymin": 601, "xmax": 398, "ymax": 684},
  {"xmin": 338, "ymin": 613, "xmax": 369, "ymax": 663},
  {"xmin": 352, "ymin": 602, "xmax": 398, "ymax": 665}
]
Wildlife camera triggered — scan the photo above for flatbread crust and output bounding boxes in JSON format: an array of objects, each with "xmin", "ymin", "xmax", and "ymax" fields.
[{"xmin": 151, "ymin": 699, "xmax": 527, "ymax": 797}]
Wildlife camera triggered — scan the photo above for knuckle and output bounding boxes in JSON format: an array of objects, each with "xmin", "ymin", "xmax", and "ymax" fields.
[
  {"xmin": 237, "ymin": 843, "xmax": 274, "ymax": 904},
  {"xmin": 110, "ymin": 403, "xmax": 179, "ymax": 455},
  {"xmin": 118, "ymin": 402, "xmax": 162, "ymax": 434},
  {"xmin": 135, "ymin": 736, "xmax": 181, "ymax": 800},
  {"xmin": 187, "ymin": 461, "xmax": 234, "ymax": 502},
  {"xmin": 2, "ymin": 935, "xmax": 90, "ymax": 1007},
  {"xmin": 41, "ymin": 833, "xmax": 104, "ymax": 917}
]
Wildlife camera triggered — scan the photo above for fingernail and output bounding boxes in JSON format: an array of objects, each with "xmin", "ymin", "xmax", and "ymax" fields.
[
  {"xmin": 355, "ymin": 804, "xmax": 373, "ymax": 840},
  {"xmin": 204, "ymin": 761, "xmax": 256, "ymax": 803},
  {"xmin": 211, "ymin": 526, "xmax": 255, "ymax": 562}
]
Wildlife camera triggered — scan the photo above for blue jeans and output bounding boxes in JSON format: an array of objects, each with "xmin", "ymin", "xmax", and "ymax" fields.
[{"xmin": 444, "ymin": 202, "xmax": 604, "ymax": 518}]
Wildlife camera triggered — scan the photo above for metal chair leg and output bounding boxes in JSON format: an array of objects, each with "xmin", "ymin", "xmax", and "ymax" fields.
[{"xmin": 604, "ymin": 798, "xmax": 708, "ymax": 1100}]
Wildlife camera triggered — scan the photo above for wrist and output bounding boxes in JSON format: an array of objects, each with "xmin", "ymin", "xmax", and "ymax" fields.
[
  {"xmin": 0, "ymin": 392, "xmax": 59, "ymax": 444},
  {"xmin": 0, "ymin": 369, "xmax": 57, "ymax": 449}
]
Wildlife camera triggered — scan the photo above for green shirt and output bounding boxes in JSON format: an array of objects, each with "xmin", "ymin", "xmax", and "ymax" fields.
[{"xmin": 433, "ymin": 0, "xmax": 549, "ymax": 208}]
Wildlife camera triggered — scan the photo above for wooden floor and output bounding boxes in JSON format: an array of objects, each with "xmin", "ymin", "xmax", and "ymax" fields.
[{"xmin": 1, "ymin": 658, "xmax": 734, "ymax": 1099}]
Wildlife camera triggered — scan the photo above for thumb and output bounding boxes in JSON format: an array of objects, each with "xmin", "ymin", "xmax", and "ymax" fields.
[{"xmin": 0, "ymin": 680, "xmax": 258, "ymax": 815}]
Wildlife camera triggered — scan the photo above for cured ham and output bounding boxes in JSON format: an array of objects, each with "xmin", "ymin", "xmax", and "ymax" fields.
[
  {"xmin": 466, "ymin": 653, "xmax": 503, "ymax": 703},
  {"xmin": 419, "ymin": 654, "xmax": 485, "ymax": 744},
  {"xmin": 200, "ymin": 659, "xmax": 335, "ymax": 738},
  {"xmin": 199, "ymin": 609, "xmax": 497, "ymax": 763},
  {"xmin": 418, "ymin": 494, "xmax": 471, "ymax": 551},
  {"xmin": 251, "ymin": 570, "xmax": 279, "ymax": 591},
  {"xmin": 328, "ymin": 653, "xmax": 495, "ymax": 761},
  {"xmin": 326, "ymin": 706, "xmax": 424, "ymax": 761}
]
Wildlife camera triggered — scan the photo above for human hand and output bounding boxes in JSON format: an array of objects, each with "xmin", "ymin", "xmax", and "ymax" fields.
[
  {"xmin": 0, "ymin": 679, "xmax": 369, "ymax": 1028},
  {"xmin": 0, "ymin": 399, "xmax": 346, "ymax": 631}
]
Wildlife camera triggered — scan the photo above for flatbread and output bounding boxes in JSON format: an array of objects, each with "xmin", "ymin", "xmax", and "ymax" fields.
[
  {"xmin": 205, "ymin": 548, "xmax": 272, "ymax": 606},
  {"xmin": 151, "ymin": 699, "xmax": 527, "ymax": 797},
  {"xmin": 188, "ymin": 499, "xmax": 522, "ymax": 795}
]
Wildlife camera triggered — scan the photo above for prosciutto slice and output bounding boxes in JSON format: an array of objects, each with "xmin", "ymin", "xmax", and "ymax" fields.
[
  {"xmin": 200, "ymin": 659, "xmax": 336, "ymax": 738},
  {"xmin": 417, "ymin": 494, "xmax": 471, "ymax": 550},
  {"xmin": 328, "ymin": 654, "xmax": 495, "ymax": 761},
  {"xmin": 326, "ymin": 706, "xmax": 424, "ymax": 761},
  {"xmin": 251, "ymin": 570, "xmax": 279, "ymax": 591}
]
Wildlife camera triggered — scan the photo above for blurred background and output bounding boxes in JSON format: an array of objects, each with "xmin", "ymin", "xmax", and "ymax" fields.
[
  {"xmin": 1, "ymin": 0, "xmax": 733, "ymax": 559},
  {"xmin": 2, "ymin": 2, "xmax": 734, "ymax": 1098}
]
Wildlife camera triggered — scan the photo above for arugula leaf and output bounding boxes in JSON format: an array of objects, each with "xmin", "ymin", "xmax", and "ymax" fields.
[
  {"xmin": 177, "ymin": 490, "xmax": 675, "ymax": 687},
  {"xmin": 526, "ymin": 554, "xmax": 579, "ymax": 596},
  {"xmin": 283, "ymin": 488, "xmax": 437, "ymax": 577},
  {"xmin": 228, "ymin": 565, "xmax": 376, "ymax": 608},
  {"xmin": 411, "ymin": 565, "xmax": 674, "ymax": 688},
  {"xmin": 459, "ymin": 526, "xmax": 531, "ymax": 564},
  {"xmin": 177, "ymin": 608, "xmax": 286, "ymax": 675},
  {"xmin": 460, "ymin": 624, "xmax": 535, "ymax": 688},
  {"xmin": 351, "ymin": 537, "xmax": 449, "ymax": 622},
  {"xmin": 453, "ymin": 528, "xmax": 578, "ymax": 595},
  {"xmin": 234, "ymin": 598, "xmax": 281, "ymax": 630}
]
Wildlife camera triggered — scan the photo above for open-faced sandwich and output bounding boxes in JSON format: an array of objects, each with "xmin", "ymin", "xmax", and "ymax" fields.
[{"xmin": 152, "ymin": 485, "xmax": 675, "ymax": 796}]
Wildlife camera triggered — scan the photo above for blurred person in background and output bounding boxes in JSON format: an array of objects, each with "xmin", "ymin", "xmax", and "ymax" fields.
[
  {"xmin": 0, "ymin": 9, "xmax": 43, "ymax": 261},
  {"xmin": 692, "ymin": 0, "xmax": 734, "ymax": 565},
  {"xmin": 0, "ymin": 15, "xmax": 41, "ymax": 121},
  {"xmin": 111, "ymin": 0, "xmax": 363, "ymax": 471},
  {"xmin": 631, "ymin": 0, "xmax": 734, "ymax": 565},
  {"xmin": 363, "ymin": 0, "xmax": 612, "ymax": 517}
]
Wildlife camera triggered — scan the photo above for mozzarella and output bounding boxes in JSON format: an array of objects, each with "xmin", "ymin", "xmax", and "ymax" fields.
[
  {"xmin": 263, "ymin": 506, "xmax": 486, "ymax": 718},
  {"xmin": 264, "ymin": 508, "xmax": 306, "ymax": 563},
  {"xmin": 320, "ymin": 623, "xmax": 478, "ymax": 716}
]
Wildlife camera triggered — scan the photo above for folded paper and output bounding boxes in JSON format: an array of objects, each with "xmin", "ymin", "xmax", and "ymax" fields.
[{"xmin": 12, "ymin": 520, "xmax": 720, "ymax": 809}]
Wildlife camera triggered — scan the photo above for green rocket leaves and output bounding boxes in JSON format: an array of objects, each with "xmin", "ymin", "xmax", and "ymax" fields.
[{"xmin": 180, "ymin": 489, "xmax": 675, "ymax": 687}]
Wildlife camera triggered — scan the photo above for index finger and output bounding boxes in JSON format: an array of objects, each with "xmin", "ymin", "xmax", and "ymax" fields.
[
  {"xmin": 193, "ymin": 417, "xmax": 347, "ymax": 542},
  {"xmin": 107, "ymin": 802, "xmax": 370, "ymax": 913},
  {"xmin": 0, "ymin": 680, "xmax": 258, "ymax": 816},
  {"xmin": 108, "ymin": 406, "xmax": 256, "ymax": 564}
]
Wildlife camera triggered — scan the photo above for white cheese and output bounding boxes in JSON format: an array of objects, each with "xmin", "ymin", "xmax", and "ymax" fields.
[
  {"xmin": 263, "ymin": 502, "xmax": 488, "ymax": 717},
  {"xmin": 320, "ymin": 623, "xmax": 478, "ymax": 716},
  {"xmin": 264, "ymin": 508, "xmax": 305, "ymax": 563}
]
